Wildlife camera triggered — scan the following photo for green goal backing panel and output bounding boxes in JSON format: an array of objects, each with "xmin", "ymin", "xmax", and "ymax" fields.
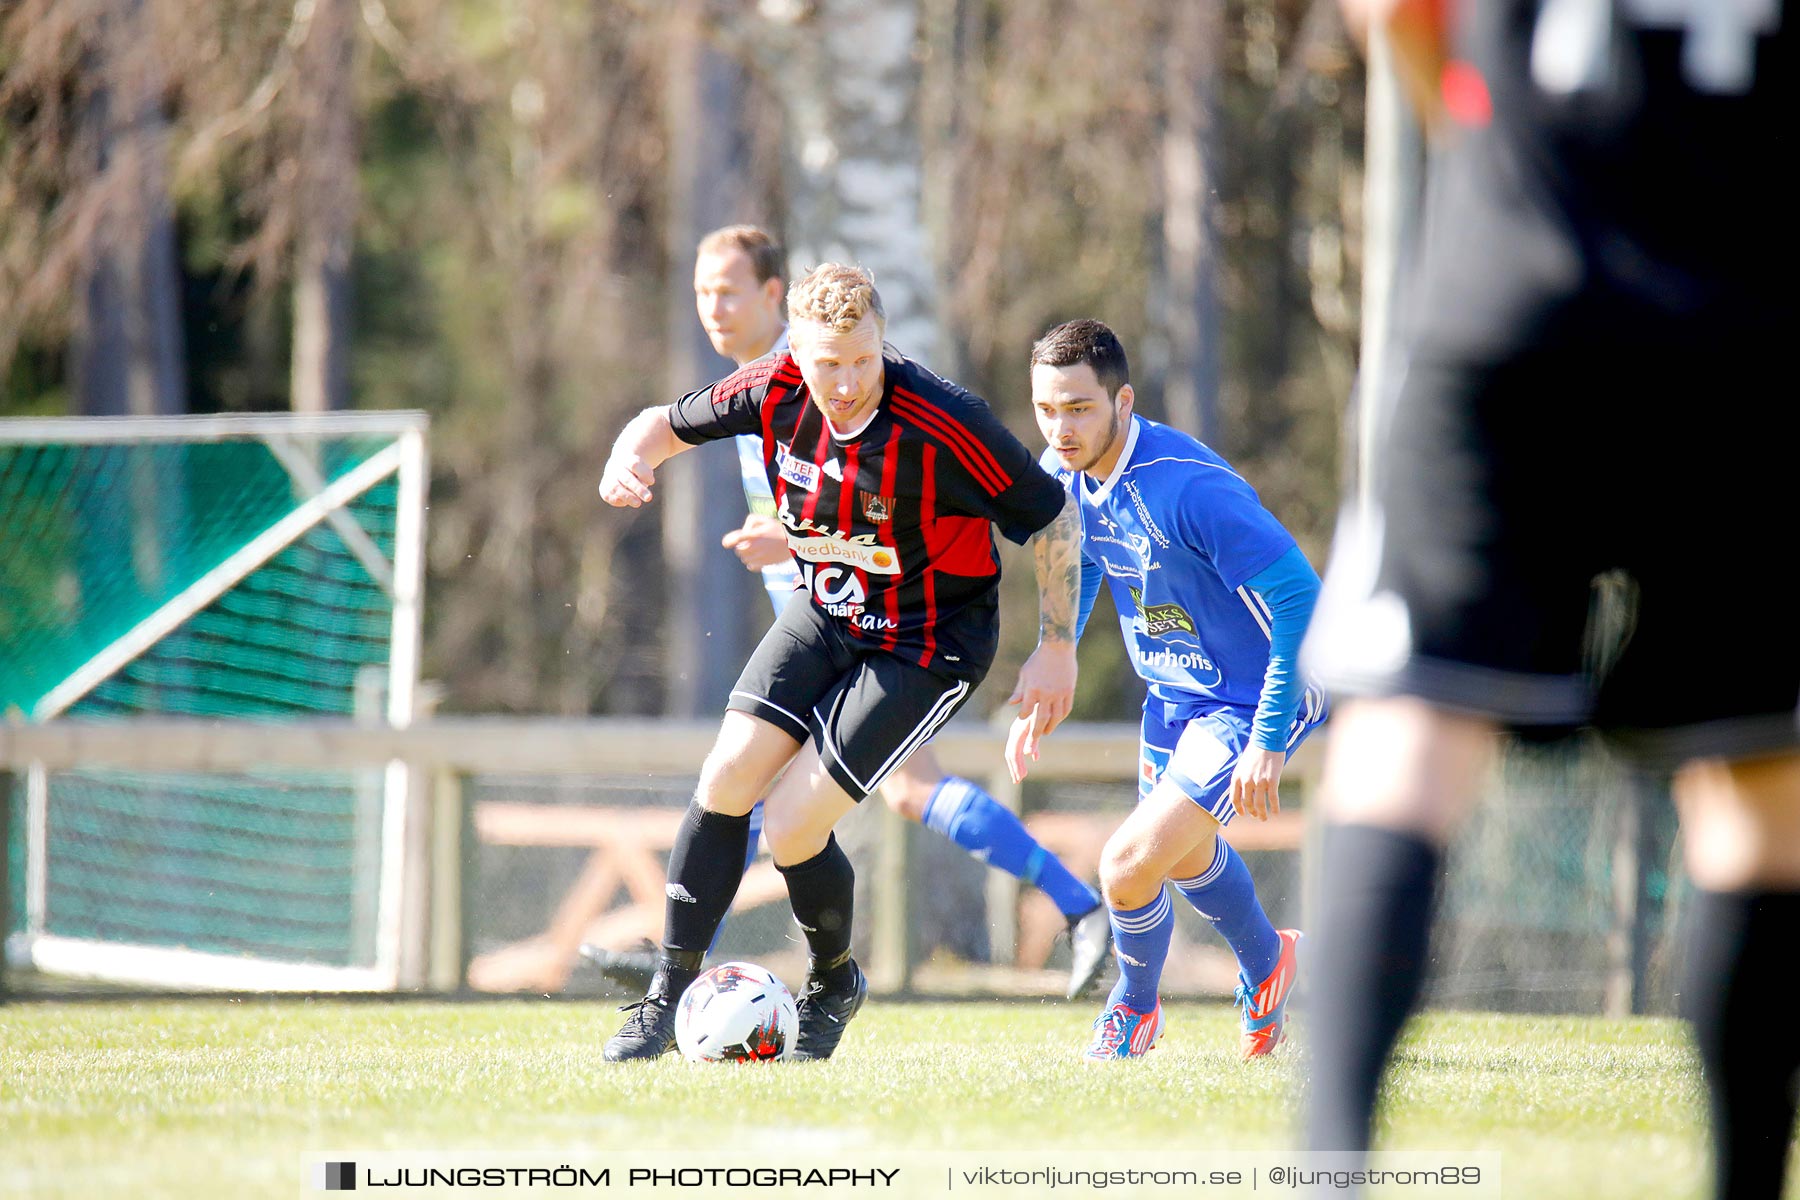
[{"xmin": 0, "ymin": 413, "xmax": 427, "ymax": 990}]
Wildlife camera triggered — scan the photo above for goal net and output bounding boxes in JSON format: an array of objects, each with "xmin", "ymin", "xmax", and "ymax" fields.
[{"xmin": 1, "ymin": 412, "xmax": 427, "ymax": 990}]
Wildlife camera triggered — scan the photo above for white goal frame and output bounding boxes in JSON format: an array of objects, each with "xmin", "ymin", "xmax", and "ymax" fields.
[{"xmin": 0, "ymin": 412, "xmax": 429, "ymax": 991}]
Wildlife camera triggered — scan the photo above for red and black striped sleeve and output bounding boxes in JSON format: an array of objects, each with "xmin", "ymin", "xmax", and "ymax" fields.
[
  {"xmin": 667, "ymin": 354, "xmax": 801, "ymax": 445},
  {"xmin": 891, "ymin": 367, "xmax": 1065, "ymax": 545}
]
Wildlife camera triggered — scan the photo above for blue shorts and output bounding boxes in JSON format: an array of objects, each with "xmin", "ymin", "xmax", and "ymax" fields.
[{"xmin": 1137, "ymin": 687, "xmax": 1328, "ymax": 825}]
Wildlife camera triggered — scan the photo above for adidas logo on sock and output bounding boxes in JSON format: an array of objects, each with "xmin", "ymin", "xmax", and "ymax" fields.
[{"xmin": 666, "ymin": 884, "xmax": 698, "ymax": 904}]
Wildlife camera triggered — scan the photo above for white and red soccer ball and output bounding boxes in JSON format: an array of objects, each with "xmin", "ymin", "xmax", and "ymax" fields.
[{"xmin": 674, "ymin": 962, "xmax": 798, "ymax": 1063}]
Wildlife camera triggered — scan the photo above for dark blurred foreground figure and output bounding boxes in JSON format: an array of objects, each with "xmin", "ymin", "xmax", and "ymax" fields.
[{"xmin": 1303, "ymin": 2, "xmax": 1798, "ymax": 1195}]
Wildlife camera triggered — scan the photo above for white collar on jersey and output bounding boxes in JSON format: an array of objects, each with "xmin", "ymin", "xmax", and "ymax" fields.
[
  {"xmin": 1079, "ymin": 414, "xmax": 1142, "ymax": 506},
  {"xmin": 828, "ymin": 403, "xmax": 883, "ymax": 443}
]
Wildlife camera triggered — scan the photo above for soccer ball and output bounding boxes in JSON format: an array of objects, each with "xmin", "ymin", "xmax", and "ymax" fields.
[{"xmin": 674, "ymin": 962, "xmax": 798, "ymax": 1063}]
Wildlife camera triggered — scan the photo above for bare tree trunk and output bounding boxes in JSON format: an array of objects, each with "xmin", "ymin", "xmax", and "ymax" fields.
[
  {"xmin": 918, "ymin": 0, "xmax": 974, "ymax": 382},
  {"xmin": 74, "ymin": 0, "xmax": 186, "ymax": 421},
  {"xmin": 71, "ymin": 0, "xmax": 188, "ymax": 678},
  {"xmin": 290, "ymin": 0, "xmax": 360, "ymax": 414},
  {"xmin": 487, "ymin": 3, "xmax": 552, "ymax": 710},
  {"xmin": 1161, "ymin": 0, "xmax": 1223, "ymax": 443},
  {"xmin": 497, "ymin": 259, "xmax": 549, "ymax": 708},
  {"xmin": 772, "ymin": 0, "xmax": 940, "ymax": 363},
  {"xmin": 658, "ymin": 4, "xmax": 765, "ymax": 717},
  {"xmin": 766, "ymin": 0, "xmax": 986, "ymax": 968}
]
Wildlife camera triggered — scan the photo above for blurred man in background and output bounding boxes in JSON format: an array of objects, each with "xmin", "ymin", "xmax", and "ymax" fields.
[
  {"xmin": 1304, "ymin": 3, "xmax": 1798, "ymax": 1195},
  {"xmin": 584, "ymin": 227, "xmax": 1112, "ymax": 1001}
]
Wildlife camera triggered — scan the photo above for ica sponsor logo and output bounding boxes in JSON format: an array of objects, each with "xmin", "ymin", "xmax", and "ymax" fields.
[{"xmin": 800, "ymin": 563, "xmax": 899, "ymax": 631}]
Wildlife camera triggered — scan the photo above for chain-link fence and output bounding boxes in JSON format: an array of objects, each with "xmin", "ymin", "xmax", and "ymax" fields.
[
  {"xmin": 1427, "ymin": 738, "xmax": 1683, "ymax": 1015},
  {"xmin": 4, "ymin": 721, "xmax": 1689, "ymax": 1015}
]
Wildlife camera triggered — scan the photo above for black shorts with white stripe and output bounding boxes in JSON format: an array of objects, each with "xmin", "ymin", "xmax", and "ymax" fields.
[
  {"xmin": 1305, "ymin": 340, "xmax": 1800, "ymax": 769},
  {"xmin": 727, "ymin": 594, "xmax": 973, "ymax": 801}
]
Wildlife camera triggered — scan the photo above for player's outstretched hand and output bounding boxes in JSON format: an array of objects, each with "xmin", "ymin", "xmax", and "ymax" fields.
[
  {"xmin": 1229, "ymin": 746, "xmax": 1285, "ymax": 821},
  {"xmin": 599, "ymin": 453, "xmax": 656, "ymax": 508},
  {"xmin": 722, "ymin": 514, "xmax": 790, "ymax": 570},
  {"xmin": 1005, "ymin": 707, "xmax": 1039, "ymax": 784},
  {"xmin": 1005, "ymin": 642, "xmax": 1077, "ymax": 782}
]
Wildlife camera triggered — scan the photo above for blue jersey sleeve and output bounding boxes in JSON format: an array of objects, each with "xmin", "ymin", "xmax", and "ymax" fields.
[
  {"xmin": 1244, "ymin": 545, "xmax": 1321, "ymax": 751},
  {"xmin": 1171, "ymin": 466, "xmax": 1296, "ymax": 593},
  {"xmin": 1076, "ymin": 550, "xmax": 1102, "ymax": 640}
]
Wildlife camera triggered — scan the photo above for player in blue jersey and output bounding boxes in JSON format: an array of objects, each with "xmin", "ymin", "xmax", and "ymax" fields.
[
  {"xmin": 585, "ymin": 227, "xmax": 1110, "ymax": 1000},
  {"xmin": 1009, "ymin": 319, "xmax": 1326, "ymax": 1061}
]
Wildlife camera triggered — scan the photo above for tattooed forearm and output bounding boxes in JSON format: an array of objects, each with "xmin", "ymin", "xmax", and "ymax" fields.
[{"xmin": 1030, "ymin": 491, "xmax": 1082, "ymax": 644}]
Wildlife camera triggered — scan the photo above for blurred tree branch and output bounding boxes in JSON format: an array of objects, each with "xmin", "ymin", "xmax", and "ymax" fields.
[{"xmin": 3, "ymin": 0, "xmax": 1365, "ymax": 717}]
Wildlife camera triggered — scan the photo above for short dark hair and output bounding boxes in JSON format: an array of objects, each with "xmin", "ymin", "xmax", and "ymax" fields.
[
  {"xmin": 697, "ymin": 225, "xmax": 785, "ymax": 284},
  {"xmin": 1030, "ymin": 319, "xmax": 1130, "ymax": 396}
]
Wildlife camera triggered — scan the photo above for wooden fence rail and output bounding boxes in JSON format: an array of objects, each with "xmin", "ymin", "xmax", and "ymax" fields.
[{"xmin": 1, "ymin": 718, "xmax": 1320, "ymax": 997}]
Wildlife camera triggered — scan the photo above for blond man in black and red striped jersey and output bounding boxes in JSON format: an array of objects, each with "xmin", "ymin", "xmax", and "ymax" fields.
[
  {"xmin": 598, "ymin": 263, "xmax": 1082, "ymax": 1062},
  {"xmin": 586, "ymin": 228, "xmax": 1112, "ymax": 1005}
]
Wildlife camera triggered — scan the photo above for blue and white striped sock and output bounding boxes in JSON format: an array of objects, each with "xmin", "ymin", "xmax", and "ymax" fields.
[
  {"xmin": 1103, "ymin": 890, "xmax": 1173, "ymax": 1012},
  {"xmin": 921, "ymin": 776, "xmax": 1100, "ymax": 918},
  {"xmin": 1173, "ymin": 835, "xmax": 1280, "ymax": 985}
]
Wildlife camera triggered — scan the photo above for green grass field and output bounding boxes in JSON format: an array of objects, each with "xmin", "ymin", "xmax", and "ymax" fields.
[{"xmin": 0, "ymin": 999, "xmax": 1728, "ymax": 1199}]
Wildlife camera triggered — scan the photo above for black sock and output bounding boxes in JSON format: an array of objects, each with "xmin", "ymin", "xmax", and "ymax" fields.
[
  {"xmin": 661, "ymin": 805, "xmax": 751, "ymax": 959},
  {"xmin": 1304, "ymin": 824, "xmax": 1442, "ymax": 1154},
  {"xmin": 777, "ymin": 835, "xmax": 857, "ymax": 989},
  {"xmin": 1683, "ymin": 889, "xmax": 1800, "ymax": 1200},
  {"xmin": 648, "ymin": 949, "xmax": 703, "ymax": 1003}
]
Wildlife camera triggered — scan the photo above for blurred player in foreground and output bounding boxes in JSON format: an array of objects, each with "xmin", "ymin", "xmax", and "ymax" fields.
[
  {"xmin": 597, "ymin": 263, "xmax": 1081, "ymax": 1060},
  {"xmin": 1303, "ymin": 3, "xmax": 1798, "ymax": 1195},
  {"xmin": 582, "ymin": 226, "xmax": 1110, "ymax": 1000},
  {"xmin": 1012, "ymin": 319, "xmax": 1327, "ymax": 1061}
]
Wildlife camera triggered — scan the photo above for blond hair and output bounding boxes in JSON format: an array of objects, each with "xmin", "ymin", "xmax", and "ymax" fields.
[{"xmin": 787, "ymin": 263, "xmax": 885, "ymax": 334}]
